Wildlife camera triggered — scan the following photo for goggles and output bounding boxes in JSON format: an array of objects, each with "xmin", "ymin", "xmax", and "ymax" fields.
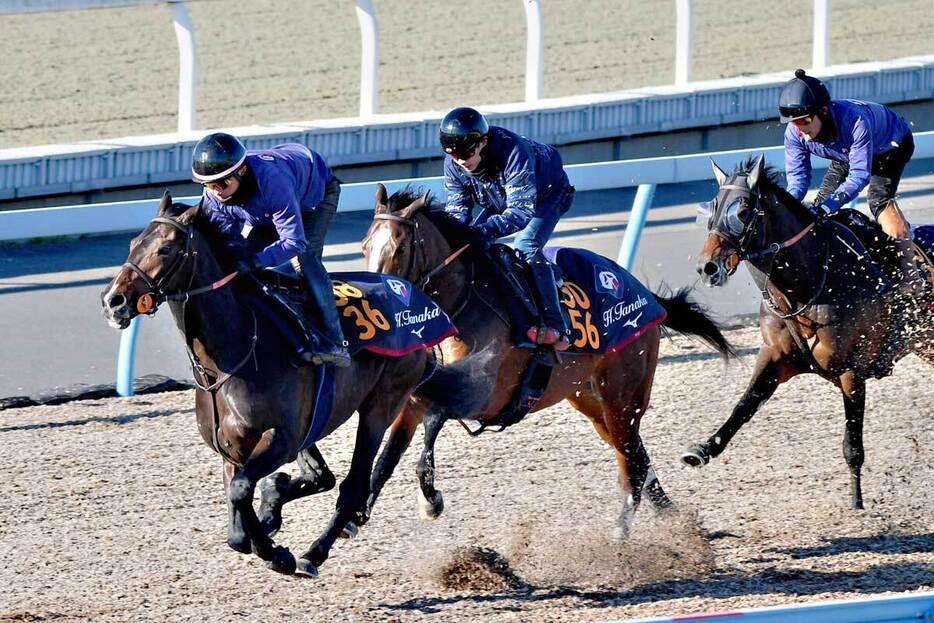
[
  {"xmin": 441, "ymin": 133, "xmax": 483, "ymax": 160},
  {"xmin": 791, "ymin": 115, "xmax": 815, "ymax": 127},
  {"xmin": 202, "ymin": 175, "xmax": 238, "ymax": 193}
]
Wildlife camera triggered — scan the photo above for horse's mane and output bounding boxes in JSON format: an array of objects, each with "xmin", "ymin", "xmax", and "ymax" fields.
[
  {"xmin": 387, "ymin": 186, "xmax": 477, "ymax": 249},
  {"xmin": 733, "ymin": 156, "xmax": 811, "ymax": 217}
]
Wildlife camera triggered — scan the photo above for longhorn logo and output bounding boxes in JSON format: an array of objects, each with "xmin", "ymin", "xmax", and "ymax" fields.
[{"xmin": 383, "ymin": 277, "xmax": 412, "ymax": 305}]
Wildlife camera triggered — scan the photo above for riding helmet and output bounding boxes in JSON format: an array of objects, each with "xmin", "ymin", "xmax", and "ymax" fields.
[
  {"xmin": 439, "ymin": 107, "xmax": 490, "ymax": 156},
  {"xmin": 191, "ymin": 132, "xmax": 248, "ymax": 183},
  {"xmin": 778, "ymin": 69, "xmax": 831, "ymax": 123}
]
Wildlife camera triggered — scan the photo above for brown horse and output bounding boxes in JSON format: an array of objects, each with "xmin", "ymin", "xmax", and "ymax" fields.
[
  {"xmin": 686, "ymin": 155, "xmax": 934, "ymax": 509},
  {"xmin": 358, "ymin": 186, "xmax": 735, "ymax": 539},
  {"xmin": 100, "ymin": 191, "xmax": 466, "ymax": 577}
]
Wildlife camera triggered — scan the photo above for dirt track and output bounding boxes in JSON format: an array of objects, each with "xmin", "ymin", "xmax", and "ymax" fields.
[
  {"xmin": 1, "ymin": 326, "xmax": 932, "ymax": 622},
  {"xmin": 1, "ymin": 0, "xmax": 933, "ymax": 148}
]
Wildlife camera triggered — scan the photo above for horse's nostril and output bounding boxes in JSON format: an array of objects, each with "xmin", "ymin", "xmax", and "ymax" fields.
[
  {"xmin": 702, "ymin": 262, "xmax": 720, "ymax": 277},
  {"xmin": 105, "ymin": 293, "xmax": 127, "ymax": 310}
]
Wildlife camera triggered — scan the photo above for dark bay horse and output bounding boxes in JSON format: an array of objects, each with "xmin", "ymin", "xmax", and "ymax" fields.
[
  {"xmin": 359, "ymin": 186, "xmax": 735, "ymax": 540},
  {"xmin": 101, "ymin": 191, "xmax": 445, "ymax": 577},
  {"xmin": 686, "ymin": 155, "xmax": 934, "ymax": 509}
]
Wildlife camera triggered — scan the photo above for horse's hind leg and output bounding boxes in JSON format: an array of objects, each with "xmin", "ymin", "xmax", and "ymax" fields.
[
  {"xmin": 681, "ymin": 347, "xmax": 798, "ymax": 467},
  {"xmin": 364, "ymin": 403, "xmax": 424, "ymax": 525},
  {"xmin": 416, "ymin": 409, "xmax": 447, "ymax": 520},
  {"xmin": 634, "ymin": 436, "xmax": 673, "ymax": 510},
  {"xmin": 839, "ymin": 371, "xmax": 866, "ymax": 510},
  {"xmin": 258, "ymin": 444, "xmax": 336, "ymax": 537}
]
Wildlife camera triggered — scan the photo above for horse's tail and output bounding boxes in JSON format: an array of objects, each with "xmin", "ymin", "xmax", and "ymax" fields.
[
  {"xmin": 653, "ymin": 288, "xmax": 737, "ymax": 359},
  {"xmin": 414, "ymin": 347, "xmax": 498, "ymax": 418}
]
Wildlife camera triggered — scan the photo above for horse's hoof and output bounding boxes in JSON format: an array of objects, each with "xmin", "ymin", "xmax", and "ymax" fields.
[
  {"xmin": 339, "ymin": 521, "xmax": 359, "ymax": 540},
  {"xmin": 266, "ymin": 547, "xmax": 297, "ymax": 575},
  {"xmin": 295, "ymin": 558, "xmax": 319, "ymax": 578},
  {"xmin": 611, "ymin": 525, "xmax": 630, "ymax": 542},
  {"xmin": 417, "ymin": 488, "xmax": 444, "ymax": 520},
  {"xmin": 680, "ymin": 445, "xmax": 710, "ymax": 468}
]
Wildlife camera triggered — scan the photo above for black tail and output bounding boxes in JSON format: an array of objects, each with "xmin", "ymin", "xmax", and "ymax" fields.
[
  {"xmin": 414, "ymin": 348, "xmax": 498, "ymax": 418},
  {"xmin": 653, "ymin": 288, "xmax": 737, "ymax": 359}
]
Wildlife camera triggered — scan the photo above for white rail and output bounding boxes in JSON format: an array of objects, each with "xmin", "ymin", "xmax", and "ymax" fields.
[
  {"xmin": 615, "ymin": 590, "xmax": 934, "ymax": 623},
  {"xmin": 3, "ymin": 131, "xmax": 932, "ymax": 243},
  {"xmin": 354, "ymin": 0, "xmax": 380, "ymax": 116},
  {"xmin": 524, "ymin": 0, "xmax": 544, "ymax": 101}
]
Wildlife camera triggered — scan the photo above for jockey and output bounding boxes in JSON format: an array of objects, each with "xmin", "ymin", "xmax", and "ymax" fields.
[
  {"xmin": 439, "ymin": 106, "xmax": 575, "ymax": 350},
  {"xmin": 192, "ymin": 132, "xmax": 350, "ymax": 367},
  {"xmin": 780, "ymin": 69, "xmax": 921, "ymax": 294}
]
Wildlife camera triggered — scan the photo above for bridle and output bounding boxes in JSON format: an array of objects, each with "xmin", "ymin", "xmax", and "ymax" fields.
[
  {"xmin": 709, "ymin": 177, "xmax": 826, "ymax": 318},
  {"xmin": 122, "ymin": 213, "xmax": 255, "ymax": 392},
  {"xmin": 370, "ymin": 212, "xmax": 493, "ymax": 321},
  {"xmin": 372, "ymin": 213, "xmax": 471, "ymax": 289},
  {"xmin": 123, "ymin": 215, "xmax": 238, "ymax": 314}
]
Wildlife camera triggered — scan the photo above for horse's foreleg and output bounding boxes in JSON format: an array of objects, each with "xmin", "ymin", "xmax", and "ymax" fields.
[
  {"xmin": 223, "ymin": 460, "xmax": 251, "ymax": 554},
  {"xmin": 228, "ymin": 428, "xmax": 297, "ymax": 574},
  {"xmin": 258, "ymin": 445, "xmax": 336, "ymax": 537},
  {"xmin": 682, "ymin": 348, "xmax": 793, "ymax": 467},
  {"xmin": 416, "ymin": 410, "xmax": 447, "ymax": 520},
  {"xmin": 839, "ymin": 371, "xmax": 866, "ymax": 510}
]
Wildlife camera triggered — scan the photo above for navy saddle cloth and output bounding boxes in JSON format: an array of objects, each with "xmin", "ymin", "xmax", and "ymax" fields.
[{"xmin": 544, "ymin": 246, "xmax": 667, "ymax": 354}]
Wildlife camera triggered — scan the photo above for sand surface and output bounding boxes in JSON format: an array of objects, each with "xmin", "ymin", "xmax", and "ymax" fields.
[{"xmin": 1, "ymin": 326, "xmax": 932, "ymax": 622}]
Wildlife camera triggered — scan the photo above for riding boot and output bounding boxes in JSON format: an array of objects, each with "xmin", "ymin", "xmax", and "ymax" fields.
[
  {"xmin": 524, "ymin": 252, "xmax": 570, "ymax": 351},
  {"xmin": 295, "ymin": 254, "xmax": 351, "ymax": 368}
]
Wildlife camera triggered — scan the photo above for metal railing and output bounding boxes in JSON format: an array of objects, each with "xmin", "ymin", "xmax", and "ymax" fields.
[
  {"xmin": 92, "ymin": 131, "xmax": 934, "ymax": 395},
  {"xmin": 615, "ymin": 590, "xmax": 934, "ymax": 622}
]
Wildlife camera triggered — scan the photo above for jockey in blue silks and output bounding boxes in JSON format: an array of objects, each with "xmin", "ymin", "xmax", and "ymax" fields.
[
  {"xmin": 780, "ymin": 69, "xmax": 921, "ymax": 294},
  {"xmin": 191, "ymin": 132, "xmax": 350, "ymax": 367},
  {"xmin": 439, "ymin": 107, "xmax": 575, "ymax": 350}
]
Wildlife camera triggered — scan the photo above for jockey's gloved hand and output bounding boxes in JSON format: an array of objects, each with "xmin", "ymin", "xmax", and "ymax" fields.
[
  {"xmin": 235, "ymin": 255, "xmax": 262, "ymax": 275},
  {"xmin": 466, "ymin": 226, "xmax": 492, "ymax": 251},
  {"xmin": 805, "ymin": 199, "xmax": 834, "ymax": 221}
]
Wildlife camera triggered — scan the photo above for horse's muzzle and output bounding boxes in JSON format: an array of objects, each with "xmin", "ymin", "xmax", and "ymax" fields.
[
  {"xmin": 697, "ymin": 258, "xmax": 729, "ymax": 287},
  {"xmin": 101, "ymin": 291, "xmax": 133, "ymax": 330}
]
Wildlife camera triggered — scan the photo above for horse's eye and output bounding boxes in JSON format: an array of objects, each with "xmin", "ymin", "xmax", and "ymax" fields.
[
  {"xmin": 725, "ymin": 200, "xmax": 747, "ymax": 235},
  {"xmin": 157, "ymin": 246, "xmax": 173, "ymax": 256}
]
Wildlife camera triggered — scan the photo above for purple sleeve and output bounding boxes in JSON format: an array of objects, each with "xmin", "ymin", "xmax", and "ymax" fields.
[
  {"xmin": 783, "ymin": 126, "xmax": 811, "ymax": 201},
  {"xmin": 254, "ymin": 187, "xmax": 308, "ymax": 267},
  {"xmin": 201, "ymin": 192, "xmax": 245, "ymax": 239},
  {"xmin": 481, "ymin": 140, "xmax": 536, "ymax": 238},
  {"xmin": 823, "ymin": 117, "xmax": 872, "ymax": 211}
]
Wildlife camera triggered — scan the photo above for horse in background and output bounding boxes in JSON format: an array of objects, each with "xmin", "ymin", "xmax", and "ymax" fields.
[
  {"xmin": 686, "ymin": 155, "xmax": 934, "ymax": 509},
  {"xmin": 358, "ymin": 185, "xmax": 736, "ymax": 540},
  {"xmin": 100, "ymin": 191, "xmax": 466, "ymax": 577}
]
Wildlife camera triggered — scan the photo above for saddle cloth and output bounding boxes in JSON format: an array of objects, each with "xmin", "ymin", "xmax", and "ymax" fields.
[
  {"xmin": 331, "ymin": 271, "xmax": 457, "ymax": 356},
  {"xmin": 543, "ymin": 246, "xmax": 668, "ymax": 354}
]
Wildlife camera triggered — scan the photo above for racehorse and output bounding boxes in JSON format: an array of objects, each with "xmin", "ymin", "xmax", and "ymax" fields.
[
  {"xmin": 685, "ymin": 155, "xmax": 934, "ymax": 509},
  {"xmin": 100, "ymin": 191, "xmax": 461, "ymax": 577},
  {"xmin": 358, "ymin": 185, "xmax": 735, "ymax": 539}
]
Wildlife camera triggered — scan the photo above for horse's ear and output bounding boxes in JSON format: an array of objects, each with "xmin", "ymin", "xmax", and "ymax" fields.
[
  {"xmin": 710, "ymin": 160, "xmax": 728, "ymax": 186},
  {"xmin": 399, "ymin": 192, "xmax": 428, "ymax": 220},
  {"xmin": 176, "ymin": 202, "xmax": 201, "ymax": 226},
  {"xmin": 375, "ymin": 183, "xmax": 389, "ymax": 214},
  {"xmin": 747, "ymin": 154, "xmax": 766, "ymax": 190},
  {"xmin": 157, "ymin": 190, "xmax": 172, "ymax": 216}
]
